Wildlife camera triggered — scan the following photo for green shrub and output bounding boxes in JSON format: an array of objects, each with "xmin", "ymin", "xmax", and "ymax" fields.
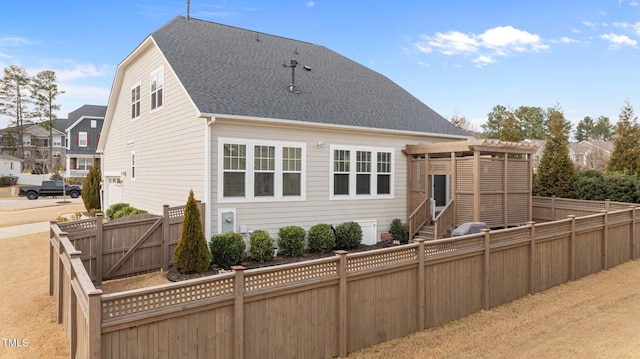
[
  {"xmin": 249, "ymin": 230, "xmax": 275, "ymax": 262},
  {"xmin": 335, "ymin": 221, "xmax": 362, "ymax": 250},
  {"xmin": 308, "ymin": 223, "xmax": 335, "ymax": 253},
  {"xmin": 173, "ymin": 190, "xmax": 211, "ymax": 274},
  {"xmin": 105, "ymin": 203, "xmax": 130, "ymax": 220},
  {"xmin": 570, "ymin": 170, "xmax": 606, "ymax": 201},
  {"xmin": 277, "ymin": 225, "xmax": 306, "ymax": 257},
  {"xmin": 0, "ymin": 176, "xmax": 9, "ymax": 186},
  {"xmin": 390, "ymin": 218, "xmax": 407, "ymax": 243},
  {"xmin": 83, "ymin": 162, "xmax": 101, "ymax": 212},
  {"xmin": 112, "ymin": 206, "xmax": 147, "ymax": 219},
  {"xmin": 209, "ymin": 232, "xmax": 246, "ymax": 269},
  {"xmin": 88, "ymin": 208, "xmax": 103, "ymax": 217}
]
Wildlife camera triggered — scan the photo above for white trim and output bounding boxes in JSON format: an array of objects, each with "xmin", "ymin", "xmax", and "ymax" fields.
[
  {"xmin": 204, "ymin": 117, "xmax": 214, "ymax": 241},
  {"xmin": 329, "ymin": 144, "xmax": 394, "ymax": 200},
  {"xmin": 217, "ymin": 137, "xmax": 306, "ymax": 204},
  {"xmin": 149, "ymin": 65, "xmax": 165, "ymax": 113},
  {"xmin": 130, "ymin": 82, "xmax": 142, "ymax": 120}
]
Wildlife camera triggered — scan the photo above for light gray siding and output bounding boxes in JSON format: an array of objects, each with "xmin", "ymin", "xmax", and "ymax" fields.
[
  {"xmin": 208, "ymin": 118, "xmax": 453, "ymax": 242},
  {"xmin": 102, "ymin": 44, "xmax": 206, "ymax": 213}
]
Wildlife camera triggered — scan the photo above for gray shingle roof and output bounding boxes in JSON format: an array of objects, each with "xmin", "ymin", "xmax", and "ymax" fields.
[
  {"xmin": 151, "ymin": 16, "xmax": 465, "ymax": 137},
  {"xmin": 68, "ymin": 105, "xmax": 107, "ymax": 123}
]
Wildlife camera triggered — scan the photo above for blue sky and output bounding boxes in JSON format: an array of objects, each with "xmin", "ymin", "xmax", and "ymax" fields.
[{"xmin": 1, "ymin": 0, "xmax": 639, "ymax": 134}]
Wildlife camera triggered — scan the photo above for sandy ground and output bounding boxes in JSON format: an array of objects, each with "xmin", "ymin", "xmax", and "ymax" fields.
[{"xmin": 2, "ymin": 185, "xmax": 640, "ymax": 358}]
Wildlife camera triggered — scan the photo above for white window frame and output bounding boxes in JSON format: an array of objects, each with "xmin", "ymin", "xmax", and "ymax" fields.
[
  {"xmin": 217, "ymin": 137, "xmax": 306, "ymax": 203},
  {"xmin": 150, "ymin": 67, "xmax": 164, "ymax": 111},
  {"xmin": 91, "ymin": 120, "xmax": 97, "ymax": 128},
  {"xmin": 131, "ymin": 83, "xmax": 141, "ymax": 120},
  {"xmin": 330, "ymin": 144, "xmax": 394, "ymax": 200},
  {"xmin": 78, "ymin": 132, "xmax": 88, "ymax": 147}
]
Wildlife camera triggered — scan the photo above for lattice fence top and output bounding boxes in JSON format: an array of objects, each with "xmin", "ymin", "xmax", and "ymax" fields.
[
  {"xmin": 244, "ymin": 257, "xmax": 338, "ymax": 292},
  {"xmin": 346, "ymin": 246, "xmax": 417, "ymax": 272},
  {"xmin": 58, "ymin": 218, "xmax": 98, "ymax": 233},
  {"xmin": 101, "ymin": 274, "xmax": 235, "ymax": 322}
]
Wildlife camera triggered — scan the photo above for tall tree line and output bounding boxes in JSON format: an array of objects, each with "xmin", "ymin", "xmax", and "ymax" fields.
[{"xmin": 0, "ymin": 65, "xmax": 64, "ymax": 173}]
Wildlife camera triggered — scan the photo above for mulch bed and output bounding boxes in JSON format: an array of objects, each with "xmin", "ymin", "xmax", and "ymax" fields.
[{"xmin": 167, "ymin": 241, "xmax": 396, "ymax": 282}]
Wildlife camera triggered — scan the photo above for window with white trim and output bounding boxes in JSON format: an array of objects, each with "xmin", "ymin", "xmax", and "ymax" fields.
[
  {"xmin": 91, "ymin": 120, "xmax": 97, "ymax": 128},
  {"xmin": 131, "ymin": 84, "xmax": 141, "ymax": 119},
  {"xmin": 131, "ymin": 151, "xmax": 136, "ymax": 180},
  {"xmin": 331, "ymin": 145, "xmax": 393, "ymax": 199},
  {"xmin": 150, "ymin": 68, "xmax": 164, "ymax": 110},
  {"xmin": 78, "ymin": 132, "xmax": 88, "ymax": 147},
  {"xmin": 220, "ymin": 138, "xmax": 305, "ymax": 202},
  {"xmin": 77, "ymin": 158, "xmax": 93, "ymax": 170}
]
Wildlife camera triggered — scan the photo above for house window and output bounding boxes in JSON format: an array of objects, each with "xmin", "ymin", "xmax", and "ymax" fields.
[
  {"xmin": 78, "ymin": 132, "xmax": 88, "ymax": 147},
  {"xmin": 53, "ymin": 137, "xmax": 61, "ymax": 146},
  {"xmin": 131, "ymin": 84, "xmax": 141, "ymax": 119},
  {"xmin": 53, "ymin": 151, "xmax": 61, "ymax": 158},
  {"xmin": 24, "ymin": 150, "xmax": 31, "ymax": 158},
  {"xmin": 282, "ymin": 147, "xmax": 302, "ymax": 196},
  {"xmin": 223, "ymin": 144, "xmax": 246, "ymax": 197},
  {"xmin": 377, "ymin": 152, "xmax": 391, "ymax": 195},
  {"xmin": 331, "ymin": 145, "xmax": 393, "ymax": 199},
  {"xmin": 254, "ymin": 145, "xmax": 275, "ymax": 197},
  {"xmin": 150, "ymin": 68, "xmax": 164, "ymax": 110},
  {"xmin": 91, "ymin": 120, "xmax": 97, "ymax": 128},
  {"xmin": 23, "ymin": 136, "xmax": 31, "ymax": 146},
  {"xmin": 77, "ymin": 158, "xmax": 93, "ymax": 170},
  {"xmin": 131, "ymin": 151, "xmax": 136, "ymax": 180},
  {"xmin": 333, "ymin": 150, "xmax": 350, "ymax": 195},
  {"xmin": 220, "ymin": 138, "xmax": 305, "ymax": 202}
]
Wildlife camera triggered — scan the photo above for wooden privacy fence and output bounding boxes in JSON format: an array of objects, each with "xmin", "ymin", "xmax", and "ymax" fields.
[
  {"xmin": 56, "ymin": 202, "xmax": 205, "ymax": 286},
  {"xmin": 50, "ymin": 201, "xmax": 640, "ymax": 359}
]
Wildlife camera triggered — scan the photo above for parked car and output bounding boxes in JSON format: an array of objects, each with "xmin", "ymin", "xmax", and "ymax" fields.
[{"xmin": 18, "ymin": 180, "xmax": 82, "ymax": 200}]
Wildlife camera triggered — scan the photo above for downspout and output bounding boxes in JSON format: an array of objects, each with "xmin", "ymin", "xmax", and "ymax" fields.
[{"xmin": 204, "ymin": 116, "xmax": 215, "ymax": 241}]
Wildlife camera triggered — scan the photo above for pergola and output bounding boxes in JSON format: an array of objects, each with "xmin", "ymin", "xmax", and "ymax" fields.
[{"xmin": 404, "ymin": 139, "xmax": 540, "ymax": 238}]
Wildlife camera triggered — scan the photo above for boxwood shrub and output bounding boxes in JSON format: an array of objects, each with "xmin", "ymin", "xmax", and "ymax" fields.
[
  {"xmin": 335, "ymin": 221, "xmax": 362, "ymax": 250},
  {"xmin": 308, "ymin": 223, "xmax": 336, "ymax": 253},
  {"xmin": 277, "ymin": 225, "xmax": 306, "ymax": 257},
  {"xmin": 249, "ymin": 230, "xmax": 275, "ymax": 262},
  {"xmin": 209, "ymin": 232, "xmax": 246, "ymax": 269}
]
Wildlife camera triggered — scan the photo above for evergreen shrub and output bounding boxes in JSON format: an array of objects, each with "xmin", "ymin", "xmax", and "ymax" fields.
[
  {"xmin": 249, "ymin": 230, "xmax": 275, "ymax": 262},
  {"xmin": 277, "ymin": 225, "xmax": 306, "ymax": 257},
  {"xmin": 335, "ymin": 221, "xmax": 362, "ymax": 250},
  {"xmin": 173, "ymin": 190, "xmax": 211, "ymax": 274},
  {"xmin": 308, "ymin": 223, "xmax": 335, "ymax": 253},
  {"xmin": 210, "ymin": 232, "xmax": 246, "ymax": 269}
]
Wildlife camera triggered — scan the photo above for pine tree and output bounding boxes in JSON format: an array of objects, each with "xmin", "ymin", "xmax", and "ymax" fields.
[
  {"xmin": 498, "ymin": 111, "xmax": 523, "ymax": 142},
  {"xmin": 514, "ymin": 106, "xmax": 546, "ymax": 139},
  {"xmin": 173, "ymin": 190, "xmax": 211, "ymax": 274},
  {"xmin": 533, "ymin": 107, "xmax": 575, "ymax": 197},
  {"xmin": 82, "ymin": 159, "xmax": 101, "ymax": 211},
  {"xmin": 574, "ymin": 116, "xmax": 595, "ymax": 142},
  {"xmin": 481, "ymin": 105, "xmax": 509, "ymax": 138},
  {"xmin": 30, "ymin": 70, "xmax": 64, "ymax": 173},
  {"xmin": 0, "ymin": 66, "xmax": 32, "ymax": 162},
  {"xmin": 608, "ymin": 102, "xmax": 640, "ymax": 175}
]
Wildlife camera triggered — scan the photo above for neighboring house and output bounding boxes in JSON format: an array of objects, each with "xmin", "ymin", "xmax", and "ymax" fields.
[
  {"xmin": 65, "ymin": 105, "xmax": 107, "ymax": 178},
  {"xmin": 0, "ymin": 151, "xmax": 21, "ymax": 176},
  {"xmin": 98, "ymin": 16, "xmax": 468, "ymax": 242},
  {"xmin": 524, "ymin": 139, "xmax": 613, "ymax": 173},
  {"xmin": 0, "ymin": 123, "xmax": 66, "ymax": 174}
]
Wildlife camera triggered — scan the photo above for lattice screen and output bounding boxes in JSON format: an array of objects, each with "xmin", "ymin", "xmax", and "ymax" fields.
[{"xmin": 479, "ymin": 158, "xmax": 503, "ymax": 192}]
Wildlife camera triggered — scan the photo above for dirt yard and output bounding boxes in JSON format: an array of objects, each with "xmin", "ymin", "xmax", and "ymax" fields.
[{"xmin": 2, "ymin": 192, "xmax": 640, "ymax": 358}]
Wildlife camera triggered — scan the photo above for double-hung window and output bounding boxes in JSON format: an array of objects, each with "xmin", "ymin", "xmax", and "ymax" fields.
[
  {"xmin": 150, "ymin": 68, "xmax": 164, "ymax": 110},
  {"xmin": 220, "ymin": 138, "xmax": 305, "ymax": 202},
  {"xmin": 331, "ymin": 145, "xmax": 393, "ymax": 199},
  {"xmin": 131, "ymin": 84, "xmax": 141, "ymax": 119},
  {"xmin": 131, "ymin": 151, "xmax": 136, "ymax": 180},
  {"xmin": 78, "ymin": 132, "xmax": 88, "ymax": 147}
]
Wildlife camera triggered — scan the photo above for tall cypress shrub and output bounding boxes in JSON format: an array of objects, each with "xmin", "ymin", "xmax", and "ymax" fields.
[
  {"xmin": 82, "ymin": 161, "xmax": 101, "ymax": 211},
  {"xmin": 173, "ymin": 190, "xmax": 211, "ymax": 274}
]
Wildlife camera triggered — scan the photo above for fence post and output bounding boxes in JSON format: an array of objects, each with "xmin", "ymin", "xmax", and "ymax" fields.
[
  {"xmin": 95, "ymin": 213, "xmax": 104, "ymax": 286},
  {"xmin": 69, "ymin": 252, "xmax": 80, "ymax": 359},
  {"xmin": 568, "ymin": 215, "xmax": 576, "ymax": 281},
  {"xmin": 335, "ymin": 250, "xmax": 348, "ymax": 358},
  {"xmin": 57, "ymin": 232, "xmax": 68, "ymax": 324},
  {"xmin": 87, "ymin": 289, "xmax": 103, "ymax": 359},
  {"xmin": 551, "ymin": 195, "xmax": 556, "ymax": 220},
  {"xmin": 162, "ymin": 205, "xmax": 170, "ymax": 271},
  {"xmin": 481, "ymin": 228, "xmax": 491, "ymax": 310},
  {"xmin": 630, "ymin": 207, "xmax": 636, "ymax": 261},
  {"xmin": 49, "ymin": 220, "xmax": 56, "ymax": 296},
  {"xmin": 197, "ymin": 200, "xmax": 206, "ymax": 236},
  {"xmin": 605, "ymin": 199, "xmax": 611, "ymax": 211},
  {"xmin": 232, "ymin": 266, "xmax": 246, "ymax": 359},
  {"xmin": 414, "ymin": 239, "xmax": 426, "ymax": 329},
  {"xmin": 602, "ymin": 210, "xmax": 609, "ymax": 271},
  {"xmin": 527, "ymin": 221, "xmax": 536, "ymax": 294}
]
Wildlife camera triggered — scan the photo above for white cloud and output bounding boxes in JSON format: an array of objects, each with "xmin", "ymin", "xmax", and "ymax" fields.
[
  {"xmin": 420, "ymin": 31, "xmax": 479, "ymax": 55},
  {"xmin": 55, "ymin": 63, "xmax": 111, "ymax": 82},
  {"xmin": 0, "ymin": 36, "xmax": 32, "ymax": 47},
  {"xmin": 414, "ymin": 25, "xmax": 547, "ymax": 66},
  {"xmin": 600, "ymin": 33, "xmax": 637, "ymax": 48},
  {"xmin": 582, "ymin": 21, "xmax": 598, "ymax": 29},
  {"xmin": 551, "ymin": 36, "xmax": 579, "ymax": 44},
  {"xmin": 631, "ymin": 1, "xmax": 639, "ymax": 6},
  {"xmin": 305, "ymin": 1, "xmax": 315, "ymax": 7},
  {"xmin": 614, "ymin": 21, "xmax": 640, "ymax": 36}
]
